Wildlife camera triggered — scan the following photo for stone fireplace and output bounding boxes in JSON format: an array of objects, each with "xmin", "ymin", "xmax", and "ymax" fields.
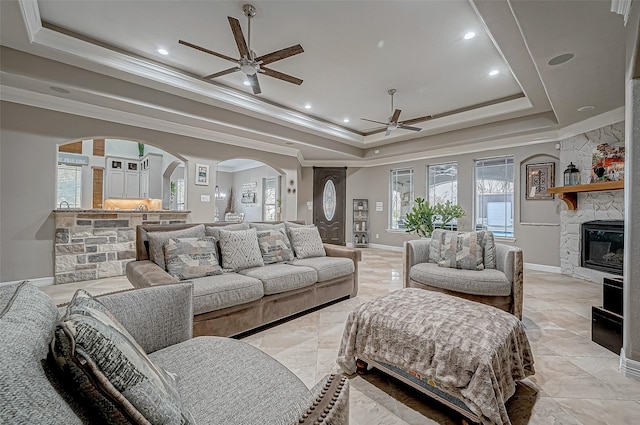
[{"xmin": 559, "ymin": 122, "xmax": 624, "ymax": 283}]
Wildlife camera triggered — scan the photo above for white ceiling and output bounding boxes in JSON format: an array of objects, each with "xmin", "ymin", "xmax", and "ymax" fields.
[{"xmin": 0, "ymin": 0, "xmax": 630, "ymax": 165}]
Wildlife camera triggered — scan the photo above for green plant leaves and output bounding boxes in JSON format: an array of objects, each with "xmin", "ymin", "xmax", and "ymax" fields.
[{"xmin": 404, "ymin": 198, "xmax": 465, "ymax": 237}]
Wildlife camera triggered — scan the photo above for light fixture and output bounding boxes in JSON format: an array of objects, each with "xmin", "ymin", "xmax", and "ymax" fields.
[
  {"xmin": 463, "ymin": 32, "xmax": 476, "ymax": 40},
  {"xmin": 489, "ymin": 70, "xmax": 500, "ymax": 76},
  {"xmin": 343, "ymin": 118, "xmax": 350, "ymax": 123},
  {"xmin": 157, "ymin": 48, "xmax": 169, "ymax": 55},
  {"xmin": 243, "ymin": 80, "xmax": 251, "ymax": 86},
  {"xmin": 214, "ymin": 186, "xmax": 226, "ymax": 200},
  {"xmin": 548, "ymin": 53, "xmax": 574, "ymax": 66},
  {"xmin": 577, "ymin": 105, "xmax": 595, "ymax": 112},
  {"xmin": 304, "ymin": 104, "xmax": 312, "ymax": 109}
]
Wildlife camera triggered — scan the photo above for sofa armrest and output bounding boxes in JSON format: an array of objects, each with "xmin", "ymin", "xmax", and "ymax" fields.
[
  {"xmin": 296, "ymin": 373, "xmax": 349, "ymax": 425},
  {"xmin": 403, "ymin": 239, "xmax": 431, "ymax": 288},
  {"xmin": 126, "ymin": 260, "xmax": 179, "ymax": 288},
  {"xmin": 495, "ymin": 244, "xmax": 524, "ymax": 320},
  {"xmin": 324, "ymin": 244, "xmax": 360, "ymax": 298},
  {"xmin": 97, "ymin": 283, "xmax": 194, "ymax": 354}
]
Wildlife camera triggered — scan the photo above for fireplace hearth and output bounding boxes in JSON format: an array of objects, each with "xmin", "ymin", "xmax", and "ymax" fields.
[{"xmin": 581, "ymin": 220, "xmax": 624, "ymax": 275}]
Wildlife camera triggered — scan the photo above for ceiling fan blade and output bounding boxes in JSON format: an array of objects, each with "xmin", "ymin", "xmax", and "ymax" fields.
[
  {"xmin": 247, "ymin": 73, "xmax": 262, "ymax": 94},
  {"xmin": 385, "ymin": 128, "xmax": 392, "ymax": 137},
  {"xmin": 178, "ymin": 40, "xmax": 238, "ymax": 63},
  {"xmin": 255, "ymin": 44, "xmax": 304, "ymax": 65},
  {"xmin": 260, "ymin": 67, "xmax": 303, "ymax": 85},
  {"xmin": 390, "ymin": 109, "xmax": 402, "ymax": 124},
  {"xmin": 361, "ymin": 118, "xmax": 389, "ymax": 125},
  {"xmin": 398, "ymin": 124, "xmax": 422, "ymax": 132},
  {"xmin": 228, "ymin": 16, "xmax": 250, "ymax": 58},
  {"xmin": 203, "ymin": 67, "xmax": 240, "ymax": 79},
  {"xmin": 398, "ymin": 114, "xmax": 434, "ymax": 126}
]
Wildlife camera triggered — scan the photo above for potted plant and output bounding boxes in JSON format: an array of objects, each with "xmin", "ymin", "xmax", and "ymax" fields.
[{"xmin": 404, "ymin": 198, "xmax": 465, "ymax": 238}]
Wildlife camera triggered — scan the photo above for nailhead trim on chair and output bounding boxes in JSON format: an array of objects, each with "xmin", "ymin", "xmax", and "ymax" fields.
[{"xmin": 297, "ymin": 374, "xmax": 349, "ymax": 424}]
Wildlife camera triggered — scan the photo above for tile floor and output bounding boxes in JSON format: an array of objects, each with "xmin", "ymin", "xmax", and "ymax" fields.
[{"xmin": 40, "ymin": 248, "xmax": 640, "ymax": 424}]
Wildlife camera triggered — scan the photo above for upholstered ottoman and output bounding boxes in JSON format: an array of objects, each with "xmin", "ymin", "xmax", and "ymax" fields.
[{"xmin": 337, "ymin": 288, "xmax": 534, "ymax": 425}]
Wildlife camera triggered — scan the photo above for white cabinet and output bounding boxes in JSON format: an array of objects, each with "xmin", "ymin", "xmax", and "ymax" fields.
[
  {"xmin": 139, "ymin": 153, "xmax": 163, "ymax": 199},
  {"xmin": 105, "ymin": 157, "xmax": 140, "ymax": 199}
]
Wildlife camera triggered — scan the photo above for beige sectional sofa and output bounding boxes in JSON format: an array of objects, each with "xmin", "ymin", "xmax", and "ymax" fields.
[{"xmin": 126, "ymin": 221, "xmax": 361, "ymax": 337}]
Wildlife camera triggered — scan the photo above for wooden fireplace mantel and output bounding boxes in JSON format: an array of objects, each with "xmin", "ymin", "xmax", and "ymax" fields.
[{"xmin": 547, "ymin": 180, "xmax": 624, "ymax": 210}]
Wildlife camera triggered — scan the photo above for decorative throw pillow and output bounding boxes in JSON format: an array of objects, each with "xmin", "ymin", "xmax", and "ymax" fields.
[
  {"xmin": 428, "ymin": 229, "xmax": 448, "ymax": 263},
  {"xmin": 257, "ymin": 229, "xmax": 294, "ymax": 264},
  {"xmin": 438, "ymin": 231, "xmax": 486, "ymax": 271},
  {"xmin": 204, "ymin": 222, "xmax": 250, "ymax": 240},
  {"xmin": 51, "ymin": 290, "xmax": 195, "ymax": 425},
  {"xmin": 288, "ymin": 226, "xmax": 326, "ymax": 259},
  {"xmin": 147, "ymin": 224, "xmax": 206, "ymax": 271},
  {"xmin": 480, "ymin": 230, "xmax": 497, "ymax": 269},
  {"xmin": 217, "ymin": 228, "xmax": 265, "ymax": 272},
  {"xmin": 163, "ymin": 237, "xmax": 223, "ymax": 280}
]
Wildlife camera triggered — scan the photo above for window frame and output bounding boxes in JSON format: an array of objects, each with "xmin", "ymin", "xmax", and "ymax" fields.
[
  {"xmin": 426, "ymin": 162, "xmax": 458, "ymax": 206},
  {"xmin": 56, "ymin": 163, "xmax": 82, "ymax": 208},
  {"xmin": 388, "ymin": 168, "xmax": 414, "ymax": 231},
  {"xmin": 474, "ymin": 155, "xmax": 515, "ymax": 238}
]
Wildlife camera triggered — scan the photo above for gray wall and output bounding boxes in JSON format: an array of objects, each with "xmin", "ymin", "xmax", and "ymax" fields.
[
  {"xmin": 230, "ymin": 165, "xmax": 281, "ymax": 222},
  {"xmin": 340, "ymin": 142, "xmax": 561, "ymax": 266},
  {"xmin": 0, "ymin": 102, "xmax": 300, "ymax": 282}
]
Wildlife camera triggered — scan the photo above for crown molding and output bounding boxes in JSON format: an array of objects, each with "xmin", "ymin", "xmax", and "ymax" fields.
[
  {"xmin": 0, "ymin": 85, "xmax": 300, "ymax": 158},
  {"xmin": 17, "ymin": 0, "xmax": 41, "ymax": 43}
]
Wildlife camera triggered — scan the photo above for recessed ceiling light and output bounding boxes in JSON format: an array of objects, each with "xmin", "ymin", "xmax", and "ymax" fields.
[
  {"xmin": 343, "ymin": 118, "xmax": 350, "ymax": 123},
  {"xmin": 285, "ymin": 142, "xmax": 295, "ymax": 145},
  {"xmin": 157, "ymin": 48, "xmax": 169, "ymax": 55},
  {"xmin": 50, "ymin": 86, "xmax": 70, "ymax": 94},
  {"xmin": 489, "ymin": 70, "xmax": 500, "ymax": 76},
  {"xmin": 304, "ymin": 104, "xmax": 312, "ymax": 109},
  {"xmin": 463, "ymin": 32, "xmax": 476, "ymax": 40},
  {"xmin": 577, "ymin": 105, "xmax": 595, "ymax": 112},
  {"xmin": 243, "ymin": 81, "xmax": 251, "ymax": 86},
  {"xmin": 548, "ymin": 53, "xmax": 574, "ymax": 66}
]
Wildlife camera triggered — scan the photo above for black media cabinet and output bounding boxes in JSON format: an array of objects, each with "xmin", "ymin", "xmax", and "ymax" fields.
[{"xmin": 592, "ymin": 277, "xmax": 623, "ymax": 354}]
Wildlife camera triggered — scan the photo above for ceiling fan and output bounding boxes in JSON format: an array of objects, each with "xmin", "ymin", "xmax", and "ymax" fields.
[
  {"xmin": 179, "ymin": 4, "xmax": 304, "ymax": 95},
  {"xmin": 361, "ymin": 89, "xmax": 423, "ymax": 136}
]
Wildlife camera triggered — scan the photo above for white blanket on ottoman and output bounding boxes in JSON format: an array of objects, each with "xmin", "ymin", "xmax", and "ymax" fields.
[{"xmin": 337, "ymin": 288, "xmax": 534, "ymax": 425}]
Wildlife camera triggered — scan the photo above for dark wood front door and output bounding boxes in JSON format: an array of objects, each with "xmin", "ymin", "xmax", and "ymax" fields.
[{"xmin": 313, "ymin": 167, "xmax": 346, "ymax": 245}]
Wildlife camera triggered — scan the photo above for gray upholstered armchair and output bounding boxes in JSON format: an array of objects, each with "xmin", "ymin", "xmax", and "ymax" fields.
[{"xmin": 403, "ymin": 237, "xmax": 523, "ymax": 319}]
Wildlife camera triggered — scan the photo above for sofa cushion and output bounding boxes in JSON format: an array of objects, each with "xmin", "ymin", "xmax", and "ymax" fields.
[
  {"xmin": 164, "ymin": 237, "xmax": 223, "ymax": 280},
  {"xmin": 191, "ymin": 274, "xmax": 264, "ymax": 315},
  {"xmin": 239, "ymin": 263, "xmax": 317, "ymax": 295},
  {"xmin": 0, "ymin": 282, "xmax": 85, "ymax": 424},
  {"xmin": 439, "ymin": 231, "xmax": 486, "ymax": 271},
  {"xmin": 52, "ymin": 289, "xmax": 195, "ymax": 425},
  {"xmin": 429, "ymin": 229, "xmax": 448, "ymax": 263},
  {"xmin": 289, "ymin": 257, "xmax": 354, "ymax": 282},
  {"xmin": 410, "ymin": 262, "xmax": 511, "ymax": 296},
  {"xmin": 249, "ymin": 222, "xmax": 286, "ymax": 231},
  {"xmin": 288, "ymin": 226, "xmax": 326, "ymax": 259},
  {"xmin": 147, "ymin": 224, "xmax": 206, "ymax": 271},
  {"xmin": 205, "ymin": 222, "xmax": 250, "ymax": 240},
  {"xmin": 218, "ymin": 228, "xmax": 265, "ymax": 272},
  {"xmin": 256, "ymin": 229, "xmax": 294, "ymax": 264},
  {"xmin": 148, "ymin": 337, "xmax": 310, "ymax": 425}
]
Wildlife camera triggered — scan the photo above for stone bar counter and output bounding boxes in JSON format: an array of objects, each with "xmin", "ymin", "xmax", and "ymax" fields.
[{"xmin": 53, "ymin": 209, "xmax": 190, "ymax": 284}]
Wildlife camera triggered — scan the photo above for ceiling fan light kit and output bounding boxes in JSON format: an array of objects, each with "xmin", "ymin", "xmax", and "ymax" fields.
[
  {"xmin": 361, "ymin": 89, "xmax": 423, "ymax": 136},
  {"xmin": 179, "ymin": 4, "xmax": 304, "ymax": 95}
]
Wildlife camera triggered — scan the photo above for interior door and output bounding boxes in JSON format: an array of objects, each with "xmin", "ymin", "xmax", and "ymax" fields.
[{"xmin": 313, "ymin": 167, "xmax": 346, "ymax": 245}]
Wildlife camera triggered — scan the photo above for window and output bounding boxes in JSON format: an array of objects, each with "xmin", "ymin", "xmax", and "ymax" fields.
[
  {"xmin": 57, "ymin": 164, "xmax": 82, "ymax": 208},
  {"xmin": 176, "ymin": 178, "xmax": 185, "ymax": 210},
  {"xmin": 475, "ymin": 156, "xmax": 515, "ymax": 237},
  {"xmin": 263, "ymin": 176, "xmax": 278, "ymax": 221},
  {"xmin": 389, "ymin": 169, "xmax": 414, "ymax": 230},
  {"xmin": 427, "ymin": 162, "xmax": 458, "ymax": 205}
]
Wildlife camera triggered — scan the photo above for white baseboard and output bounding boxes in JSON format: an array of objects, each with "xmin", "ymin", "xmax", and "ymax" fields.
[
  {"xmin": 524, "ymin": 263, "xmax": 561, "ymax": 274},
  {"xmin": 367, "ymin": 243, "xmax": 403, "ymax": 252},
  {"xmin": 620, "ymin": 349, "xmax": 640, "ymax": 381},
  {"xmin": 0, "ymin": 277, "xmax": 54, "ymax": 288}
]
